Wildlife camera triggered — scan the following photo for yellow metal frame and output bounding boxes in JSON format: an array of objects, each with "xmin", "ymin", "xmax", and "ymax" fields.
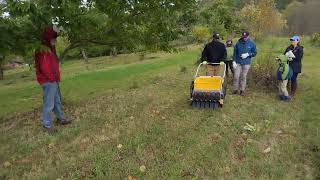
[{"xmin": 193, "ymin": 76, "xmax": 223, "ymax": 91}]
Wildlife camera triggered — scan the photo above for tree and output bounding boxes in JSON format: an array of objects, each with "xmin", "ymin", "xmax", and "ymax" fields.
[
  {"xmin": 196, "ymin": 0, "xmax": 239, "ymax": 36},
  {"xmin": 5, "ymin": 0, "xmax": 197, "ymax": 61},
  {"xmin": 284, "ymin": 0, "xmax": 320, "ymax": 34},
  {"xmin": 239, "ymin": 0, "xmax": 286, "ymax": 39},
  {"xmin": 1, "ymin": 0, "xmax": 197, "ymax": 79}
]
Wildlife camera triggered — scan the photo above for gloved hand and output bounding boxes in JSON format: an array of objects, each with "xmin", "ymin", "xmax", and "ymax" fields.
[
  {"xmin": 232, "ymin": 61, "xmax": 237, "ymax": 69},
  {"xmin": 202, "ymin": 61, "xmax": 208, "ymax": 65},
  {"xmin": 285, "ymin": 50, "xmax": 295, "ymax": 60},
  {"xmin": 241, "ymin": 53, "xmax": 250, "ymax": 59}
]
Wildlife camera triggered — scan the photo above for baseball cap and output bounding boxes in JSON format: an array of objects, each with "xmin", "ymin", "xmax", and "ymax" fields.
[
  {"xmin": 290, "ymin": 35, "xmax": 300, "ymax": 41},
  {"xmin": 242, "ymin": 31, "xmax": 250, "ymax": 38},
  {"xmin": 213, "ymin": 32, "xmax": 220, "ymax": 39}
]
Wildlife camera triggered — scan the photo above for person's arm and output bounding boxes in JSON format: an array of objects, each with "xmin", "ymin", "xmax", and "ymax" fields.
[
  {"xmin": 36, "ymin": 52, "xmax": 55, "ymax": 82},
  {"xmin": 201, "ymin": 45, "xmax": 208, "ymax": 62},
  {"xmin": 249, "ymin": 42, "xmax": 257, "ymax": 58},
  {"xmin": 222, "ymin": 45, "xmax": 227, "ymax": 62},
  {"xmin": 296, "ymin": 46, "xmax": 304, "ymax": 61}
]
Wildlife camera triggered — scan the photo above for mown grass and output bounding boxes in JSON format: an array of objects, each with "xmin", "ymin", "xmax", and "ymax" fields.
[
  {"xmin": 0, "ymin": 50, "xmax": 193, "ymax": 118},
  {"xmin": 0, "ymin": 39, "xmax": 319, "ymax": 179}
]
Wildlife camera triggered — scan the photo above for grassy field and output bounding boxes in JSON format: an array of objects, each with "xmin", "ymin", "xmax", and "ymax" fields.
[{"xmin": 0, "ymin": 39, "xmax": 319, "ymax": 179}]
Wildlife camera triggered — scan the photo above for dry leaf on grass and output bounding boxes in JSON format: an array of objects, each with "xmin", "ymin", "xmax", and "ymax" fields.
[
  {"xmin": 263, "ymin": 147, "xmax": 271, "ymax": 154},
  {"xmin": 117, "ymin": 144, "xmax": 123, "ymax": 149},
  {"xmin": 139, "ymin": 165, "xmax": 146, "ymax": 172}
]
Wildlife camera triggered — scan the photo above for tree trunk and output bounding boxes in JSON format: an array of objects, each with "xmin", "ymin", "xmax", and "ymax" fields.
[
  {"xmin": 0, "ymin": 66, "xmax": 3, "ymax": 80},
  {"xmin": 81, "ymin": 48, "xmax": 88, "ymax": 63},
  {"xmin": 0, "ymin": 56, "xmax": 4, "ymax": 80},
  {"xmin": 58, "ymin": 43, "xmax": 80, "ymax": 61}
]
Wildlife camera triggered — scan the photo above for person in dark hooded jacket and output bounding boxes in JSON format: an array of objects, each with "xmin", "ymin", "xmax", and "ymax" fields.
[
  {"xmin": 284, "ymin": 35, "xmax": 304, "ymax": 97},
  {"xmin": 35, "ymin": 27, "xmax": 71, "ymax": 134}
]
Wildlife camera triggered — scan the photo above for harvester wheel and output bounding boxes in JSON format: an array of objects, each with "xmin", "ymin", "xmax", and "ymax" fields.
[
  {"xmin": 213, "ymin": 102, "xmax": 219, "ymax": 109},
  {"xmin": 196, "ymin": 101, "xmax": 201, "ymax": 108},
  {"xmin": 205, "ymin": 101, "xmax": 210, "ymax": 109}
]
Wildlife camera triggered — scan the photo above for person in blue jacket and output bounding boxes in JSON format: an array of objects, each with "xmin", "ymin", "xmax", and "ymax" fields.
[{"xmin": 232, "ymin": 31, "xmax": 257, "ymax": 96}]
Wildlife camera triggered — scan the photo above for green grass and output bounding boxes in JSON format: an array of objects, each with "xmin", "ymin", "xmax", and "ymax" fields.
[{"xmin": 0, "ymin": 40, "xmax": 319, "ymax": 179}]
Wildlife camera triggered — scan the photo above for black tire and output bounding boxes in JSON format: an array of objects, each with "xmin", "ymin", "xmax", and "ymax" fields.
[
  {"xmin": 205, "ymin": 101, "xmax": 210, "ymax": 109},
  {"xmin": 200, "ymin": 101, "xmax": 206, "ymax": 109},
  {"xmin": 213, "ymin": 102, "xmax": 219, "ymax": 109},
  {"xmin": 196, "ymin": 101, "xmax": 201, "ymax": 109},
  {"xmin": 192, "ymin": 101, "xmax": 197, "ymax": 108},
  {"xmin": 210, "ymin": 102, "xmax": 215, "ymax": 109}
]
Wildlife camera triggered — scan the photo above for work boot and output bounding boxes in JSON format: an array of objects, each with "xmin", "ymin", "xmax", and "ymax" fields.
[
  {"xmin": 232, "ymin": 90, "xmax": 238, "ymax": 95},
  {"xmin": 43, "ymin": 126, "xmax": 57, "ymax": 135},
  {"xmin": 291, "ymin": 83, "xmax": 297, "ymax": 97},
  {"xmin": 240, "ymin": 90, "xmax": 245, "ymax": 96},
  {"xmin": 57, "ymin": 118, "xmax": 72, "ymax": 125}
]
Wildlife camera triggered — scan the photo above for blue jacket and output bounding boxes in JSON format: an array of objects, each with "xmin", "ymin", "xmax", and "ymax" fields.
[{"xmin": 233, "ymin": 38, "xmax": 257, "ymax": 65}]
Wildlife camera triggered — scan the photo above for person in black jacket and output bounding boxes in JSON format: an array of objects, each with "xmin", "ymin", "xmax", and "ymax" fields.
[
  {"xmin": 201, "ymin": 32, "xmax": 227, "ymax": 76},
  {"xmin": 284, "ymin": 35, "xmax": 304, "ymax": 97}
]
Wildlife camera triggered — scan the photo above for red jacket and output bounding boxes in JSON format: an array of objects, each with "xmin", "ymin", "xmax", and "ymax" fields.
[
  {"xmin": 35, "ymin": 49, "xmax": 60, "ymax": 84},
  {"xmin": 35, "ymin": 27, "xmax": 60, "ymax": 85}
]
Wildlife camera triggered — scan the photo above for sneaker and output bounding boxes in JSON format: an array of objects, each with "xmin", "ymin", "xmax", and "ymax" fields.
[
  {"xmin": 57, "ymin": 118, "xmax": 72, "ymax": 125},
  {"xmin": 43, "ymin": 126, "xmax": 57, "ymax": 134},
  {"xmin": 240, "ymin": 90, "xmax": 245, "ymax": 96},
  {"xmin": 232, "ymin": 90, "xmax": 238, "ymax": 95},
  {"xmin": 282, "ymin": 96, "xmax": 291, "ymax": 102}
]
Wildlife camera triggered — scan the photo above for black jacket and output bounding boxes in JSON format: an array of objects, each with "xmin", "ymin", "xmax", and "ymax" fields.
[
  {"xmin": 284, "ymin": 45, "xmax": 304, "ymax": 73},
  {"xmin": 201, "ymin": 40, "xmax": 227, "ymax": 64}
]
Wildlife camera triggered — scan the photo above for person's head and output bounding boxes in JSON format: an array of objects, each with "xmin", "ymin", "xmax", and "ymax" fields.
[
  {"xmin": 241, "ymin": 31, "xmax": 250, "ymax": 41},
  {"xmin": 212, "ymin": 32, "xmax": 220, "ymax": 41},
  {"xmin": 226, "ymin": 39, "xmax": 233, "ymax": 47},
  {"xmin": 41, "ymin": 26, "xmax": 59, "ymax": 48},
  {"xmin": 290, "ymin": 35, "xmax": 300, "ymax": 47},
  {"xmin": 276, "ymin": 55, "xmax": 287, "ymax": 65}
]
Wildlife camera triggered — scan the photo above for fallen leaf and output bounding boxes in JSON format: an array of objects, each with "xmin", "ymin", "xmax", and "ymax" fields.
[
  {"xmin": 48, "ymin": 143, "xmax": 55, "ymax": 149},
  {"xmin": 129, "ymin": 116, "xmax": 134, "ymax": 120},
  {"xmin": 139, "ymin": 165, "xmax": 146, "ymax": 172},
  {"xmin": 224, "ymin": 166, "xmax": 231, "ymax": 173},
  {"xmin": 263, "ymin": 147, "xmax": 271, "ymax": 154},
  {"xmin": 241, "ymin": 132, "xmax": 248, "ymax": 140},
  {"xmin": 247, "ymin": 138, "xmax": 254, "ymax": 143},
  {"xmin": 161, "ymin": 116, "xmax": 166, "ymax": 120},
  {"xmin": 128, "ymin": 175, "xmax": 136, "ymax": 180},
  {"xmin": 276, "ymin": 129, "xmax": 283, "ymax": 135},
  {"xmin": 117, "ymin": 144, "xmax": 123, "ymax": 149},
  {"xmin": 180, "ymin": 170, "xmax": 191, "ymax": 177},
  {"xmin": 3, "ymin": 161, "xmax": 11, "ymax": 168}
]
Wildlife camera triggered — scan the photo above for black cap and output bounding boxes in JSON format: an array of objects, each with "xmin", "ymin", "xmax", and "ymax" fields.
[
  {"xmin": 226, "ymin": 39, "xmax": 232, "ymax": 44},
  {"xmin": 242, "ymin": 31, "xmax": 250, "ymax": 38},
  {"xmin": 213, "ymin": 32, "xmax": 220, "ymax": 39}
]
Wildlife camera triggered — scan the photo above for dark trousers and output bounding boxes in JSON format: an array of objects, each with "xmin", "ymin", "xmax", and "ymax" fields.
[
  {"xmin": 291, "ymin": 72, "xmax": 299, "ymax": 84},
  {"xmin": 225, "ymin": 61, "xmax": 234, "ymax": 76}
]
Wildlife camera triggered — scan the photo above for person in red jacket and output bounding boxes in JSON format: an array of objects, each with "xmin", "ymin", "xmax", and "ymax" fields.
[{"xmin": 35, "ymin": 27, "xmax": 70, "ymax": 134}]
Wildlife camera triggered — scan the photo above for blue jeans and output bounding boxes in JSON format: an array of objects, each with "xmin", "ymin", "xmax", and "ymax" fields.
[{"xmin": 41, "ymin": 82, "xmax": 64, "ymax": 128}]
